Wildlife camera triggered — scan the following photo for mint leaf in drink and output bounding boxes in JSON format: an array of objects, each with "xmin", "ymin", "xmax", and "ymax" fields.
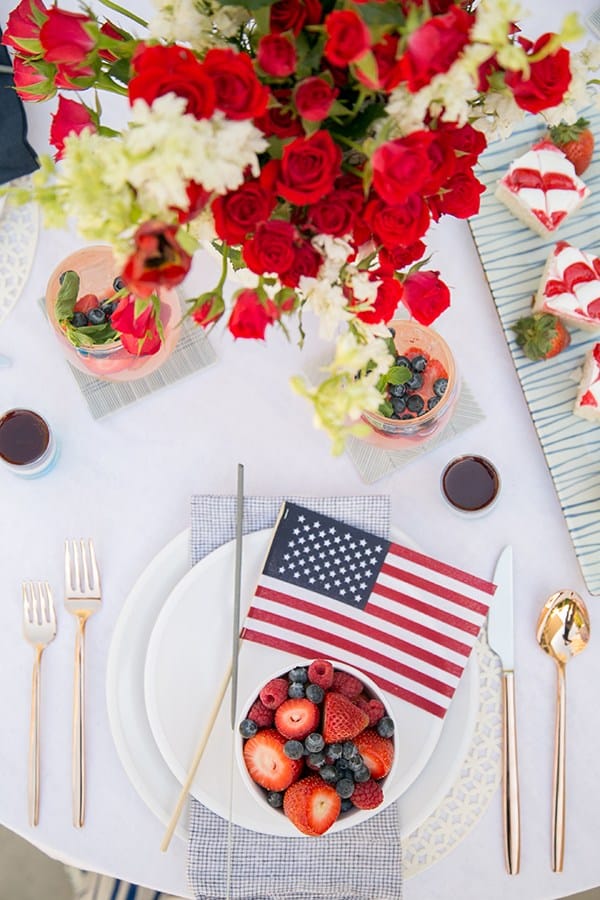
[{"xmin": 55, "ymin": 270, "xmax": 80, "ymax": 320}]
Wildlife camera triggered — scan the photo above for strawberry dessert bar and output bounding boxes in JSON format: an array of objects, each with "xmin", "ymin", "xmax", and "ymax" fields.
[
  {"xmin": 574, "ymin": 343, "xmax": 600, "ymax": 422},
  {"xmin": 495, "ymin": 140, "xmax": 589, "ymax": 238},
  {"xmin": 533, "ymin": 242, "xmax": 600, "ymax": 332}
]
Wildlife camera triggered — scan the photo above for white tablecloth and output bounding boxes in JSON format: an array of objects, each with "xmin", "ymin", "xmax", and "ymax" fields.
[{"xmin": 1, "ymin": 1, "xmax": 599, "ymax": 897}]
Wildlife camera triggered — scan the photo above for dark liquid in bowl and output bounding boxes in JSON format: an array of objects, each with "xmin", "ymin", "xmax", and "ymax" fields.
[
  {"xmin": 0, "ymin": 410, "xmax": 49, "ymax": 465},
  {"xmin": 442, "ymin": 456, "xmax": 499, "ymax": 511}
]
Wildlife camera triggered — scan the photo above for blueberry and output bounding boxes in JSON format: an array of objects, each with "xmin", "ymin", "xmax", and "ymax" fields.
[
  {"xmin": 400, "ymin": 413, "xmax": 414, "ymax": 420},
  {"xmin": 342, "ymin": 741, "xmax": 357, "ymax": 760},
  {"xmin": 326, "ymin": 743, "xmax": 343, "ymax": 761},
  {"xmin": 239, "ymin": 718, "xmax": 258, "ymax": 739},
  {"xmin": 354, "ymin": 764, "xmax": 371, "ymax": 783},
  {"xmin": 377, "ymin": 716, "xmax": 395, "ymax": 738},
  {"xmin": 392, "ymin": 397, "xmax": 407, "ymax": 415},
  {"xmin": 305, "ymin": 732, "xmax": 325, "ymax": 753},
  {"xmin": 340, "ymin": 798, "xmax": 354, "ymax": 813},
  {"xmin": 71, "ymin": 312, "xmax": 88, "ymax": 328},
  {"xmin": 347, "ymin": 755, "xmax": 366, "ymax": 772},
  {"xmin": 288, "ymin": 667, "xmax": 308, "ymax": 683},
  {"xmin": 307, "ymin": 751, "xmax": 326, "ymax": 770},
  {"xmin": 335, "ymin": 759, "xmax": 352, "ymax": 776},
  {"xmin": 388, "ymin": 383, "xmax": 406, "ymax": 398},
  {"xmin": 284, "ymin": 740, "xmax": 304, "ymax": 760},
  {"xmin": 336, "ymin": 778, "xmax": 355, "ymax": 799},
  {"xmin": 87, "ymin": 307, "xmax": 106, "ymax": 325},
  {"xmin": 411, "ymin": 355, "xmax": 428, "ymax": 373},
  {"xmin": 266, "ymin": 791, "xmax": 284, "ymax": 809},
  {"xmin": 406, "ymin": 394, "xmax": 424, "ymax": 414},
  {"xmin": 59, "ymin": 270, "xmax": 76, "ymax": 285},
  {"xmin": 395, "ymin": 355, "xmax": 411, "ymax": 368},
  {"xmin": 320, "ymin": 765, "xmax": 338, "ymax": 784},
  {"xmin": 427, "ymin": 396, "xmax": 440, "ymax": 410},
  {"xmin": 434, "ymin": 378, "xmax": 448, "ymax": 397},
  {"xmin": 102, "ymin": 299, "xmax": 118, "ymax": 318},
  {"xmin": 305, "ymin": 683, "xmax": 324, "ymax": 704},
  {"xmin": 406, "ymin": 372, "xmax": 423, "ymax": 391},
  {"xmin": 288, "ymin": 681, "xmax": 305, "ymax": 699},
  {"xmin": 113, "ymin": 276, "xmax": 125, "ymax": 292}
]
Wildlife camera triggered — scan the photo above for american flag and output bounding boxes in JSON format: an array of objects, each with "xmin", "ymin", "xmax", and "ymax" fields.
[{"xmin": 241, "ymin": 502, "xmax": 496, "ymax": 719}]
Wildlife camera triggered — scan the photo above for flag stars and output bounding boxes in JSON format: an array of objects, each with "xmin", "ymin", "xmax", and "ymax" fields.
[
  {"xmin": 293, "ymin": 528, "xmax": 300, "ymax": 535},
  {"xmin": 298, "ymin": 515, "xmax": 305, "ymax": 523},
  {"xmin": 329, "ymin": 527, "xmax": 336, "ymax": 534},
  {"xmin": 349, "ymin": 542, "xmax": 357, "ymax": 550},
  {"xmin": 359, "ymin": 538, "xmax": 367, "ymax": 547}
]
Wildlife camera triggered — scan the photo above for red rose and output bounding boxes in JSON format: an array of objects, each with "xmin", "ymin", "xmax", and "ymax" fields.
[
  {"xmin": 505, "ymin": 33, "xmax": 571, "ymax": 113},
  {"xmin": 372, "ymin": 132, "xmax": 434, "ymax": 205},
  {"xmin": 355, "ymin": 276, "xmax": 403, "ymax": 324},
  {"xmin": 308, "ymin": 188, "xmax": 362, "ymax": 237},
  {"xmin": 203, "ymin": 48, "xmax": 268, "ymax": 120},
  {"xmin": 396, "ymin": 7, "xmax": 474, "ymax": 92},
  {"xmin": 53, "ymin": 60, "xmax": 96, "ymax": 91},
  {"xmin": 255, "ymin": 103, "xmax": 303, "ymax": 138},
  {"xmin": 122, "ymin": 221, "xmax": 192, "ymax": 298},
  {"xmin": 420, "ymin": 132, "xmax": 458, "ymax": 195},
  {"xmin": 280, "ymin": 241, "xmax": 322, "ymax": 288},
  {"xmin": 378, "ymin": 241, "xmax": 426, "ymax": 274},
  {"xmin": 402, "ymin": 270, "xmax": 450, "ymax": 325},
  {"xmin": 129, "ymin": 45, "xmax": 216, "ymax": 120},
  {"xmin": 2, "ymin": 0, "xmax": 47, "ymax": 55},
  {"xmin": 243, "ymin": 220, "xmax": 297, "ymax": 275},
  {"xmin": 11, "ymin": 55, "xmax": 55, "ymax": 101},
  {"xmin": 228, "ymin": 289, "xmax": 279, "ymax": 339},
  {"xmin": 365, "ymin": 194, "xmax": 430, "ymax": 249},
  {"xmin": 39, "ymin": 8, "xmax": 96, "ymax": 65},
  {"xmin": 355, "ymin": 34, "xmax": 402, "ymax": 91},
  {"xmin": 120, "ymin": 328, "xmax": 162, "ymax": 356},
  {"xmin": 111, "ymin": 293, "xmax": 156, "ymax": 339},
  {"xmin": 277, "ymin": 130, "xmax": 342, "ymax": 205},
  {"xmin": 173, "ymin": 181, "xmax": 211, "ymax": 224},
  {"xmin": 294, "ymin": 76, "xmax": 338, "ymax": 122},
  {"xmin": 257, "ymin": 35, "xmax": 297, "ymax": 77},
  {"xmin": 99, "ymin": 21, "xmax": 129, "ymax": 63},
  {"xmin": 191, "ymin": 292, "xmax": 225, "ymax": 327},
  {"xmin": 212, "ymin": 179, "xmax": 276, "ymax": 244},
  {"xmin": 438, "ymin": 121, "xmax": 487, "ymax": 168},
  {"xmin": 270, "ymin": 0, "xmax": 322, "ymax": 36},
  {"xmin": 428, "ymin": 169, "xmax": 485, "ymax": 220},
  {"xmin": 476, "ymin": 55, "xmax": 499, "ymax": 92},
  {"xmin": 324, "ymin": 10, "xmax": 370, "ymax": 68},
  {"xmin": 49, "ymin": 95, "xmax": 96, "ymax": 160}
]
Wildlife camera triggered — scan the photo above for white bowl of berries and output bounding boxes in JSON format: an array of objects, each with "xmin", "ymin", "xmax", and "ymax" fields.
[{"xmin": 236, "ymin": 658, "xmax": 397, "ymax": 836}]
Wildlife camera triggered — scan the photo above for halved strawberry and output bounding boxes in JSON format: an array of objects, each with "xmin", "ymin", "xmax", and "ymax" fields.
[
  {"xmin": 283, "ymin": 774, "xmax": 341, "ymax": 836},
  {"xmin": 274, "ymin": 698, "xmax": 320, "ymax": 740},
  {"xmin": 74, "ymin": 293, "xmax": 99, "ymax": 313},
  {"xmin": 243, "ymin": 728, "xmax": 303, "ymax": 791},
  {"xmin": 354, "ymin": 729, "xmax": 394, "ymax": 779},
  {"xmin": 322, "ymin": 691, "xmax": 369, "ymax": 743}
]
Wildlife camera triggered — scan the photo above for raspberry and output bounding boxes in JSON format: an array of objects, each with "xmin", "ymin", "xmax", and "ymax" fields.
[
  {"xmin": 259, "ymin": 677, "xmax": 289, "ymax": 709},
  {"xmin": 366, "ymin": 699, "xmax": 385, "ymax": 726},
  {"xmin": 247, "ymin": 698, "xmax": 274, "ymax": 727},
  {"xmin": 351, "ymin": 779, "xmax": 384, "ymax": 810},
  {"xmin": 307, "ymin": 659, "xmax": 334, "ymax": 689},
  {"xmin": 332, "ymin": 670, "xmax": 362, "ymax": 698}
]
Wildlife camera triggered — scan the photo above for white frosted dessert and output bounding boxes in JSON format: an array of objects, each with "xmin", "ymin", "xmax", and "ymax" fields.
[
  {"xmin": 495, "ymin": 140, "xmax": 590, "ymax": 238},
  {"xmin": 574, "ymin": 343, "xmax": 600, "ymax": 421},
  {"xmin": 533, "ymin": 241, "xmax": 600, "ymax": 332}
]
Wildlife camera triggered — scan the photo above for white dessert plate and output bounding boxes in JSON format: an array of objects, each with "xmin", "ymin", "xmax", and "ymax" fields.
[{"xmin": 106, "ymin": 528, "xmax": 479, "ymax": 842}]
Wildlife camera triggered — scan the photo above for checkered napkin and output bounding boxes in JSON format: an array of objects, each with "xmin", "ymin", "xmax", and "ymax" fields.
[
  {"xmin": 346, "ymin": 382, "xmax": 484, "ymax": 483},
  {"xmin": 187, "ymin": 495, "xmax": 403, "ymax": 900}
]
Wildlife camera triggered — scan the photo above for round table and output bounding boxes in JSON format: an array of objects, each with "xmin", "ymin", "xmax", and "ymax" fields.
[{"xmin": 0, "ymin": 1, "xmax": 598, "ymax": 898}]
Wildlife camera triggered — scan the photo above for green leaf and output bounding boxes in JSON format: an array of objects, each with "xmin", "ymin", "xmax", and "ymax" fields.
[
  {"xmin": 108, "ymin": 57, "xmax": 132, "ymax": 85},
  {"xmin": 378, "ymin": 399, "xmax": 394, "ymax": 418},
  {"xmin": 224, "ymin": 0, "xmax": 278, "ymax": 9},
  {"xmin": 64, "ymin": 321, "xmax": 119, "ymax": 347},
  {"xmin": 352, "ymin": 51, "xmax": 379, "ymax": 86},
  {"xmin": 134, "ymin": 296, "xmax": 150, "ymax": 320},
  {"xmin": 358, "ymin": 1, "xmax": 405, "ymax": 26},
  {"xmin": 386, "ymin": 365, "xmax": 411, "ymax": 385},
  {"xmin": 55, "ymin": 271, "xmax": 80, "ymax": 320}
]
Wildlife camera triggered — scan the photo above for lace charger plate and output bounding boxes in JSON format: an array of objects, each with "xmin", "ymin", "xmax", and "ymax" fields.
[{"xmin": 0, "ymin": 177, "xmax": 39, "ymax": 325}]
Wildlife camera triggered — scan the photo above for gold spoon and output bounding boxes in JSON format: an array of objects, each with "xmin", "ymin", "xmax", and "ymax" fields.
[{"xmin": 536, "ymin": 589, "xmax": 590, "ymax": 872}]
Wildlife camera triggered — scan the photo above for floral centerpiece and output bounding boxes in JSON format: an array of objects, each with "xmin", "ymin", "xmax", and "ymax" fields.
[{"xmin": 2, "ymin": 0, "xmax": 598, "ymax": 449}]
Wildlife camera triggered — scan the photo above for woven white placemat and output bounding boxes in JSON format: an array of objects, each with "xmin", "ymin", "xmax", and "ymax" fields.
[{"xmin": 0, "ymin": 183, "xmax": 39, "ymax": 326}]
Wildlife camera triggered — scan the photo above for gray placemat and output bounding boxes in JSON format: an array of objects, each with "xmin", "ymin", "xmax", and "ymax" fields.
[
  {"xmin": 346, "ymin": 382, "xmax": 484, "ymax": 484},
  {"xmin": 188, "ymin": 495, "xmax": 403, "ymax": 900},
  {"xmin": 40, "ymin": 297, "xmax": 216, "ymax": 418}
]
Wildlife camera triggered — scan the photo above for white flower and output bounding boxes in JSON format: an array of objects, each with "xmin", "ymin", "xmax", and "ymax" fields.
[
  {"xmin": 149, "ymin": 0, "xmax": 249, "ymax": 50},
  {"xmin": 298, "ymin": 276, "xmax": 352, "ymax": 339},
  {"xmin": 348, "ymin": 270, "xmax": 380, "ymax": 304},
  {"xmin": 471, "ymin": 0, "xmax": 523, "ymax": 50}
]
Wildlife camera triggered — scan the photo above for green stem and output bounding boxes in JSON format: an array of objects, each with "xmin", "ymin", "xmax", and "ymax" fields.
[
  {"xmin": 216, "ymin": 244, "xmax": 230, "ymax": 292},
  {"xmin": 95, "ymin": 0, "xmax": 148, "ymax": 27},
  {"xmin": 95, "ymin": 72, "xmax": 128, "ymax": 96}
]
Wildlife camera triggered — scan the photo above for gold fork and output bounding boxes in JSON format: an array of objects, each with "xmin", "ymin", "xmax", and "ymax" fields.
[
  {"xmin": 64, "ymin": 539, "xmax": 101, "ymax": 828},
  {"xmin": 22, "ymin": 581, "xmax": 57, "ymax": 827}
]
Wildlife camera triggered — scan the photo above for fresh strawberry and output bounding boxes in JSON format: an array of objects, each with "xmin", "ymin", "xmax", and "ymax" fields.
[
  {"xmin": 247, "ymin": 698, "xmax": 274, "ymax": 728},
  {"xmin": 331, "ymin": 670, "xmax": 363, "ymax": 698},
  {"xmin": 259, "ymin": 677, "xmax": 289, "ymax": 710},
  {"xmin": 243, "ymin": 728, "xmax": 303, "ymax": 791},
  {"xmin": 351, "ymin": 779, "xmax": 384, "ymax": 810},
  {"xmin": 283, "ymin": 774, "xmax": 341, "ymax": 835},
  {"xmin": 354, "ymin": 729, "xmax": 394, "ymax": 779},
  {"xmin": 307, "ymin": 659, "xmax": 334, "ymax": 689},
  {"xmin": 322, "ymin": 691, "xmax": 370, "ymax": 743},
  {"xmin": 548, "ymin": 118, "xmax": 594, "ymax": 175},
  {"xmin": 74, "ymin": 293, "xmax": 99, "ymax": 313},
  {"xmin": 512, "ymin": 313, "xmax": 571, "ymax": 361},
  {"xmin": 275, "ymin": 698, "xmax": 320, "ymax": 740}
]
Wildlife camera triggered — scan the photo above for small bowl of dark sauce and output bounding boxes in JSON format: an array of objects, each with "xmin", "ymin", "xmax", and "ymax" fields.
[{"xmin": 441, "ymin": 455, "xmax": 500, "ymax": 516}]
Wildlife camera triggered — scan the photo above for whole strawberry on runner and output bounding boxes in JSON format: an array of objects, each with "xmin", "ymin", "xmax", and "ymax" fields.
[
  {"xmin": 548, "ymin": 118, "xmax": 595, "ymax": 175},
  {"xmin": 512, "ymin": 313, "xmax": 571, "ymax": 361}
]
